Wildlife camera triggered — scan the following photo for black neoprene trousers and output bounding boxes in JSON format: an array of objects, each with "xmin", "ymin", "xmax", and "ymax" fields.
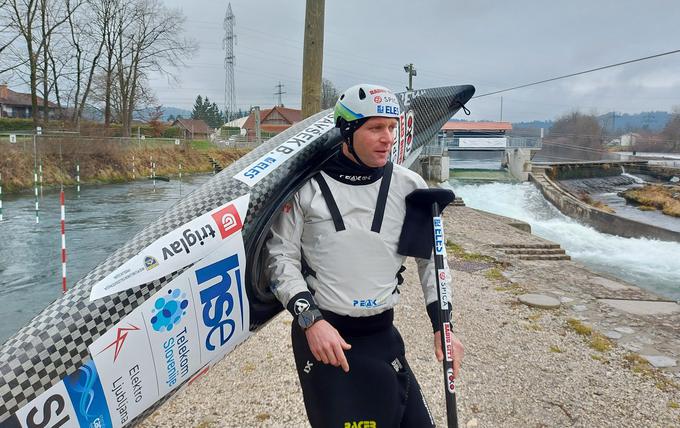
[{"xmin": 291, "ymin": 314, "xmax": 435, "ymax": 428}]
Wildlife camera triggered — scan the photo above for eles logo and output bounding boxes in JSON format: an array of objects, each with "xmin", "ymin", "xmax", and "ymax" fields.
[
  {"xmin": 195, "ymin": 254, "xmax": 244, "ymax": 351},
  {"xmin": 211, "ymin": 204, "xmax": 243, "ymax": 239},
  {"xmin": 433, "ymin": 217, "xmax": 445, "ymax": 255}
]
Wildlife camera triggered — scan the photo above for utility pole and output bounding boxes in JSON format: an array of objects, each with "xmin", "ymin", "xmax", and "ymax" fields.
[
  {"xmin": 404, "ymin": 63, "xmax": 417, "ymax": 90},
  {"xmin": 301, "ymin": 0, "xmax": 325, "ymax": 119},
  {"xmin": 500, "ymin": 96, "xmax": 503, "ymax": 122},
  {"xmin": 275, "ymin": 82, "xmax": 286, "ymax": 107},
  {"xmin": 223, "ymin": 3, "xmax": 236, "ymax": 123},
  {"xmin": 253, "ymin": 106, "xmax": 261, "ymax": 144}
]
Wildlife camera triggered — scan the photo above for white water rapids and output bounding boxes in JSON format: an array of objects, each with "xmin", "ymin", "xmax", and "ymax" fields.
[{"xmin": 450, "ymin": 181, "xmax": 680, "ymax": 300}]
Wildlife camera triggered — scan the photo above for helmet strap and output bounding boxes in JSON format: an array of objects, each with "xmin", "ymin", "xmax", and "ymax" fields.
[{"xmin": 345, "ymin": 134, "xmax": 371, "ymax": 168}]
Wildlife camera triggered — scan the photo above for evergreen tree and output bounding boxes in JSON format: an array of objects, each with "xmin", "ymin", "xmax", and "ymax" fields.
[{"xmin": 191, "ymin": 95, "xmax": 205, "ymax": 120}]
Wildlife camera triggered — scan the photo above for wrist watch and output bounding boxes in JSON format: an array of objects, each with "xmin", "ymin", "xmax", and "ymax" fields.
[{"xmin": 298, "ymin": 308, "xmax": 323, "ymax": 330}]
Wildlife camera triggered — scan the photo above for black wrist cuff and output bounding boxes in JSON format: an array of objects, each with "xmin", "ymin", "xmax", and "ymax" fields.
[
  {"xmin": 287, "ymin": 291, "xmax": 319, "ymax": 318},
  {"xmin": 426, "ymin": 301, "xmax": 452, "ymax": 332}
]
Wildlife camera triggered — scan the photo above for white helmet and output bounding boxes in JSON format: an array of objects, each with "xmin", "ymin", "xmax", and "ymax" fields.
[
  {"xmin": 334, "ymin": 83, "xmax": 400, "ymax": 127},
  {"xmin": 334, "ymin": 84, "xmax": 400, "ymax": 167}
]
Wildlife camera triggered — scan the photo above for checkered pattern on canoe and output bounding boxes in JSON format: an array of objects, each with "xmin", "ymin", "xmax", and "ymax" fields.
[{"xmin": 0, "ymin": 86, "xmax": 474, "ymax": 424}]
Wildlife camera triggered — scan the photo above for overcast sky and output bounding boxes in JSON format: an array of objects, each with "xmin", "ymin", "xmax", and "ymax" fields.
[{"xmin": 152, "ymin": 0, "xmax": 680, "ymax": 122}]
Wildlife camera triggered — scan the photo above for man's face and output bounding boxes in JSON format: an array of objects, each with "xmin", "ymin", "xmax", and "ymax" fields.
[{"xmin": 349, "ymin": 116, "xmax": 398, "ymax": 167}]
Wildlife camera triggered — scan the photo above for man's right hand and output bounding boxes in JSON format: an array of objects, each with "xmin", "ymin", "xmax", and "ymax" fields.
[{"xmin": 304, "ymin": 320, "xmax": 352, "ymax": 372}]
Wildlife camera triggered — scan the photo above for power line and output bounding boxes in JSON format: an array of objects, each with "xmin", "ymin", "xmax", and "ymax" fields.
[{"xmin": 474, "ymin": 48, "xmax": 680, "ymax": 99}]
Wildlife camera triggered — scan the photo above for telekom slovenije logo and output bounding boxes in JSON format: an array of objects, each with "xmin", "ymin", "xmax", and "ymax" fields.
[{"xmin": 211, "ymin": 204, "xmax": 243, "ymax": 239}]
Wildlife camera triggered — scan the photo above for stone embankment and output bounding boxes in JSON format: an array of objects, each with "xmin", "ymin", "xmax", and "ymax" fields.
[
  {"xmin": 140, "ymin": 205, "xmax": 680, "ymax": 427},
  {"xmin": 530, "ymin": 166, "xmax": 680, "ymax": 243}
]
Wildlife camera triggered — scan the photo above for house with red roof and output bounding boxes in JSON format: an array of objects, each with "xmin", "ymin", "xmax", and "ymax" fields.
[
  {"xmin": 243, "ymin": 106, "xmax": 302, "ymax": 141},
  {"xmin": 0, "ymin": 84, "xmax": 59, "ymax": 119}
]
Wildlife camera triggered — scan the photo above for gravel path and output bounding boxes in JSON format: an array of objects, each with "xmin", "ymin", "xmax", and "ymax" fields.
[{"xmin": 140, "ymin": 210, "xmax": 680, "ymax": 428}]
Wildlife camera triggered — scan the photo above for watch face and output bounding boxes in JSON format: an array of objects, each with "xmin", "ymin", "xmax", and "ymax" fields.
[{"xmin": 298, "ymin": 310, "xmax": 317, "ymax": 329}]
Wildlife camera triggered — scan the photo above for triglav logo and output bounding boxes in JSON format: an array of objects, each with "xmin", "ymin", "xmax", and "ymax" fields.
[
  {"xmin": 96, "ymin": 324, "xmax": 140, "ymax": 362},
  {"xmin": 211, "ymin": 203, "xmax": 243, "ymax": 239},
  {"xmin": 150, "ymin": 288, "xmax": 189, "ymax": 332},
  {"xmin": 195, "ymin": 254, "xmax": 244, "ymax": 352}
]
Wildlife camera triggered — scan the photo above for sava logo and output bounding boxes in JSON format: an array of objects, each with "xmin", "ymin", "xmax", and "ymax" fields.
[
  {"xmin": 211, "ymin": 203, "xmax": 243, "ymax": 239},
  {"xmin": 161, "ymin": 225, "xmax": 216, "ymax": 260},
  {"xmin": 195, "ymin": 254, "xmax": 245, "ymax": 351},
  {"xmin": 353, "ymin": 299, "xmax": 383, "ymax": 308}
]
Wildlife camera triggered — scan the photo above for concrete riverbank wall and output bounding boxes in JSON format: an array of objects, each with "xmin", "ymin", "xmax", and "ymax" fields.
[{"xmin": 529, "ymin": 168, "xmax": 680, "ymax": 243}]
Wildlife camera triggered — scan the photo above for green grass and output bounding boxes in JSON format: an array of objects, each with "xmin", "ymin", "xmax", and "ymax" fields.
[
  {"xmin": 189, "ymin": 139, "xmax": 216, "ymax": 150},
  {"xmin": 589, "ymin": 333, "xmax": 613, "ymax": 352},
  {"xmin": 445, "ymin": 240, "xmax": 497, "ymax": 263},
  {"xmin": 566, "ymin": 318, "xmax": 592, "ymax": 336}
]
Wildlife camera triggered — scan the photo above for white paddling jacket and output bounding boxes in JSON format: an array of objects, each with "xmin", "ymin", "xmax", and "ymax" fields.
[{"xmin": 266, "ymin": 161, "xmax": 450, "ymax": 318}]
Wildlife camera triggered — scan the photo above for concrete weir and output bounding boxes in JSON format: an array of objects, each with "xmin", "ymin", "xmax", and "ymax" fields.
[{"xmin": 529, "ymin": 162, "xmax": 680, "ymax": 243}]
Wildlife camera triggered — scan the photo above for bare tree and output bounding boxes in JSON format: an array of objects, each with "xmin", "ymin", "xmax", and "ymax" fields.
[
  {"xmin": 114, "ymin": 0, "xmax": 196, "ymax": 136},
  {"xmin": 321, "ymin": 78, "xmax": 339, "ymax": 110},
  {"xmin": 64, "ymin": 0, "xmax": 106, "ymax": 126},
  {"xmin": 6, "ymin": 0, "xmax": 80, "ymax": 126}
]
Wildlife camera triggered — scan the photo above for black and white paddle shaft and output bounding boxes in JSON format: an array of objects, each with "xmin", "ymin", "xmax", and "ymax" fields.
[{"xmin": 403, "ymin": 188, "xmax": 458, "ymax": 428}]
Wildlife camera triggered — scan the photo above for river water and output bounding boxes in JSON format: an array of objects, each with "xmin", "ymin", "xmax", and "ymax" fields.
[
  {"xmin": 2, "ymin": 172, "xmax": 679, "ymax": 344},
  {"xmin": 0, "ymin": 175, "xmax": 212, "ymax": 344},
  {"xmin": 451, "ymin": 180, "xmax": 680, "ymax": 301}
]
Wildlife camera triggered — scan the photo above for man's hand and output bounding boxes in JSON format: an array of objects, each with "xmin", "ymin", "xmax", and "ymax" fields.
[
  {"xmin": 305, "ymin": 320, "xmax": 352, "ymax": 372},
  {"xmin": 434, "ymin": 330, "xmax": 464, "ymax": 379}
]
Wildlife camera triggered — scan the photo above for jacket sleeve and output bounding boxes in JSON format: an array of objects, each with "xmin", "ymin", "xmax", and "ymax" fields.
[{"xmin": 265, "ymin": 193, "xmax": 316, "ymax": 312}]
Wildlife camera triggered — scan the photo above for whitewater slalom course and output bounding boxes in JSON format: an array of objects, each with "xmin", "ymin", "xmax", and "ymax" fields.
[{"xmin": 0, "ymin": 85, "xmax": 475, "ymax": 428}]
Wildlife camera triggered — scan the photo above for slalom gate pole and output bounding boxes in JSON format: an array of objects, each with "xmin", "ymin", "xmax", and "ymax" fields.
[
  {"xmin": 39, "ymin": 162, "xmax": 43, "ymax": 198},
  {"xmin": 132, "ymin": 155, "xmax": 136, "ymax": 180},
  {"xmin": 76, "ymin": 161, "xmax": 80, "ymax": 194},
  {"xmin": 431, "ymin": 202, "xmax": 458, "ymax": 428},
  {"xmin": 179, "ymin": 163, "xmax": 182, "ymax": 196},
  {"xmin": 60, "ymin": 189, "xmax": 67, "ymax": 293},
  {"xmin": 34, "ymin": 165, "xmax": 39, "ymax": 224},
  {"xmin": 0, "ymin": 172, "xmax": 3, "ymax": 222}
]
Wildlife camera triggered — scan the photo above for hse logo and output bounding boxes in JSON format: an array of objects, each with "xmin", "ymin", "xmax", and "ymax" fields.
[
  {"xmin": 195, "ymin": 254, "xmax": 245, "ymax": 351},
  {"xmin": 376, "ymin": 105, "xmax": 398, "ymax": 115},
  {"xmin": 344, "ymin": 421, "xmax": 377, "ymax": 428},
  {"xmin": 96, "ymin": 323, "xmax": 140, "ymax": 362},
  {"xmin": 144, "ymin": 255, "xmax": 158, "ymax": 270},
  {"xmin": 446, "ymin": 368, "xmax": 456, "ymax": 393},
  {"xmin": 433, "ymin": 217, "xmax": 444, "ymax": 255},
  {"xmin": 439, "ymin": 271, "xmax": 446, "ymax": 281},
  {"xmin": 373, "ymin": 95, "xmax": 382, "ymax": 103},
  {"xmin": 352, "ymin": 299, "xmax": 383, "ymax": 308},
  {"xmin": 211, "ymin": 203, "xmax": 243, "ymax": 239},
  {"xmin": 150, "ymin": 288, "xmax": 189, "ymax": 332}
]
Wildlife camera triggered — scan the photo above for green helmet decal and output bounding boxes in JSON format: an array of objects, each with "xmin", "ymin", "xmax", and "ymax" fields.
[{"xmin": 334, "ymin": 101, "xmax": 364, "ymax": 124}]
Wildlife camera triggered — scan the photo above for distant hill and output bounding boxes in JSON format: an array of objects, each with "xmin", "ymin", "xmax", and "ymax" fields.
[
  {"xmin": 512, "ymin": 111, "xmax": 673, "ymax": 133},
  {"xmin": 596, "ymin": 111, "xmax": 671, "ymax": 133},
  {"xmin": 133, "ymin": 106, "xmax": 192, "ymax": 122}
]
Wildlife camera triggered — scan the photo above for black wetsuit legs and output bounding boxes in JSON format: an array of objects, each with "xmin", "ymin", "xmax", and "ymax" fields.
[{"xmin": 291, "ymin": 322, "xmax": 435, "ymax": 428}]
